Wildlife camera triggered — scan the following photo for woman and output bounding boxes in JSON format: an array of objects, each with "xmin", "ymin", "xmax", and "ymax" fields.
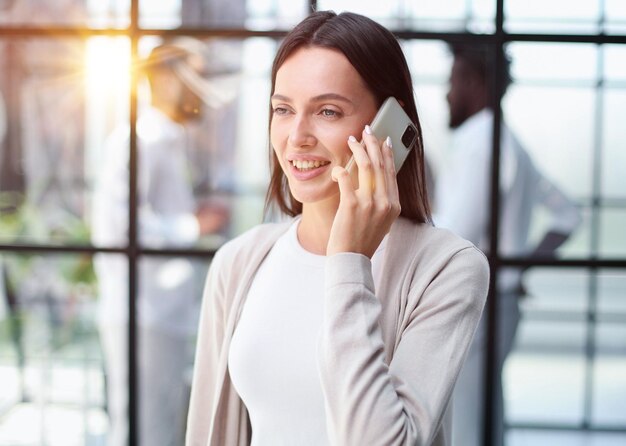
[{"xmin": 186, "ymin": 11, "xmax": 489, "ymax": 446}]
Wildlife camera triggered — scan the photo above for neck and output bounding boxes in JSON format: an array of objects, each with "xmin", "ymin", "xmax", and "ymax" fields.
[{"xmin": 297, "ymin": 195, "xmax": 340, "ymax": 255}]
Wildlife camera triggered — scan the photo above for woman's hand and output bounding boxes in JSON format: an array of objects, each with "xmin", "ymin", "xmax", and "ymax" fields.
[{"xmin": 326, "ymin": 125, "xmax": 401, "ymax": 258}]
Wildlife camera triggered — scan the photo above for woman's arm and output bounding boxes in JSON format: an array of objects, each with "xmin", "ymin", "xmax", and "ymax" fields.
[{"xmin": 318, "ymin": 246, "xmax": 489, "ymax": 445}]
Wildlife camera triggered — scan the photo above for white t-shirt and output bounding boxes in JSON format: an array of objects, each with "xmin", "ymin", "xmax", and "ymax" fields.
[{"xmin": 228, "ymin": 218, "xmax": 387, "ymax": 445}]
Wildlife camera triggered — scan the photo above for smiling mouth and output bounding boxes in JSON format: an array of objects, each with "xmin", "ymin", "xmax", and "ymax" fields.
[{"xmin": 290, "ymin": 159, "xmax": 331, "ymax": 171}]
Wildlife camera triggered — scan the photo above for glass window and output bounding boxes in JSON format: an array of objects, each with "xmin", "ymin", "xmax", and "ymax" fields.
[
  {"xmin": 597, "ymin": 271, "xmax": 626, "ymax": 315},
  {"xmin": 605, "ymin": 0, "xmax": 626, "ymax": 35},
  {"xmin": 506, "ymin": 320, "xmax": 587, "ymax": 425},
  {"xmin": 318, "ymin": 0, "xmax": 495, "ymax": 32},
  {"xmin": 592, "ymin": 322, "xmax": 626, "ymax": 425},
  {"xmin": 0, "ymin": 37, "xmax": 129, "ymax": 246},
  {"xmin": 504, "ymin": 85, "xmax": 595, "ymax": 201},
  {"xmin": 402, "ymin": 40, "xmax": 453, "ymax": 176},
  {"xmin": 504, "ymin": 0, "xmax": 602, "ymax": 34},
  {"xmin": 0, "ymin": 1, "xmax": 625, "ymax": 445},
  {"xmin": 599, "ymin": 209, "xmax": 626, "ymax": 258},
  {"xmin": 0, "ymin": 253, "xmax": 106, "ymax": 445},
  {"xmin": 505, "ymin": 43, "xmax": 598, "ymax": 203},
  {"xmin": 602, "ymin": 88, "xmax": 626, "ymax": 199},
  {"xmin": 522, "ymin": 268, "xmax": 590, "ymax": 315},
  {"xmin": 139, "ymin": 0, "xmax": 308, "ymax": 30},
  {"xmin": 604, "ymin": 45, "xmax": 626, "ymax": 82}
]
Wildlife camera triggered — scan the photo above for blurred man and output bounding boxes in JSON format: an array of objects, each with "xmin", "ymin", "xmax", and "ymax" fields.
[
  {"xmin": 434, "ymin": 44, "xmax": 582, "ymax": 446},
  {"xmin": 92, "ymin": 39, "xmax": 233, "ymax": 446}
]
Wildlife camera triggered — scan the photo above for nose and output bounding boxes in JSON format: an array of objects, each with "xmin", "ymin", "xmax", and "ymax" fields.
[{"xmin": 288, "ymin": 114, "xmax": 316, "ymax": 148}]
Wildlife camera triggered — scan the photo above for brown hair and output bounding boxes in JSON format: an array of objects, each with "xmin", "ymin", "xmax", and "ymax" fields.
[{"xmin": 264, "ymin": 11, "xmax": 431, "ymax": 224}]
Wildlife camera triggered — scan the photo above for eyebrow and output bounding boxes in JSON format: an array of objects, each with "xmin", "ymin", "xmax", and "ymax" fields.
[{"xmin": 271, "ymin": 93, "xmax": 355, "ymax": 106}]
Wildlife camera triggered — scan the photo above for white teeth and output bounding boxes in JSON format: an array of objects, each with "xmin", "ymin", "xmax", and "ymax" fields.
[{"xmin": 291, "ymin": 159, "xmax": 329, "ymax": 171}]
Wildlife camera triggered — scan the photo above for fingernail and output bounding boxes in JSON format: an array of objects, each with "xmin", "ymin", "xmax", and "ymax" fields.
[
  {"xmin": 364, "ymin": 125, "xmax": 372, "ymax": 135},
  {"xmin": 348, "ymin": 135, "xmax": 357, "ymax": 143},
  {"xmin": 385, "ymin": 136, "xmax": 392, "ymax": 148}
]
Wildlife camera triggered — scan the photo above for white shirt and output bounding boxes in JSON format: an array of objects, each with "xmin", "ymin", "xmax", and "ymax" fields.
[
  {"xmin": 228, "ymin": 219, "xmax": 387, "ymax": 446},
  {"xmin": 91, "ymin": 107, "xmax": 201, "ymax": 335},
  {"xmin": 434, "ymin": 109, "xmax": 581, "ymax": 292}
]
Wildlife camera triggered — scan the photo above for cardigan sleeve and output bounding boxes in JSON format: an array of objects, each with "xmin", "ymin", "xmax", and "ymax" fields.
[
  {"xmin": 317, "ymin": 246, "xmax": 489, "ymax": 446},
  {"xmin": 185, "ymin": 250, "xmax": 227, "ymax": 446}
]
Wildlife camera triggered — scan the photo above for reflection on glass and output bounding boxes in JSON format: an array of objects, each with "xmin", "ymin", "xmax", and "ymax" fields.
[{"xmin": 0, "ymin": 253, "xmax": 105, "ymax": 445}]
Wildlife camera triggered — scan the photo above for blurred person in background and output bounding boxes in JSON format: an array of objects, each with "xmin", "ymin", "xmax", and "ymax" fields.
[
  {"xmin": 433, "ymin": 43, "xmax": 582, "ymax": 446},
  {"xmin": 91, "ymin": 38, "xmax": 234, "ymax": 446}
]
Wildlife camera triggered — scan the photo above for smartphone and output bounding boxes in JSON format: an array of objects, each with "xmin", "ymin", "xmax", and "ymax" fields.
[{"xmin": 345, "ymin": 96, "xmax": 418, "ymax": 174}]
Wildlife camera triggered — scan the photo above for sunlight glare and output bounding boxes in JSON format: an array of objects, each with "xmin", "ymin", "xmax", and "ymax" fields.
[{"xmin": 85, "ymin": 37, "xmax": 131, "ymax": 98}]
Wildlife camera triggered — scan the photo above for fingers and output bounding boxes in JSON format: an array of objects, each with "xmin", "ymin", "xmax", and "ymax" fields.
[
  {"xmin": 331, "ymin": 165, "xmax": 357, "ymax": 206},
  {"xmin": 347, "ymin": 135, "xmax": 374, "ymax": 193},
  {"xmin": 345, "ymin": 126, "xmax": 400, "ymax": 218},
  {"xmin": 361, "ymin": 125, "xmax": 388, "ymax": 200},
  {"xmin": 382, "ymin": 136, "xmax": 401, "ymax": 215}
]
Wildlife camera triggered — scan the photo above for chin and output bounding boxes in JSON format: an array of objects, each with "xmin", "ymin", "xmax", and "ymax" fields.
[{"xmin": 289, "ymin": 184, "xmax": 339, "ymax": 207}]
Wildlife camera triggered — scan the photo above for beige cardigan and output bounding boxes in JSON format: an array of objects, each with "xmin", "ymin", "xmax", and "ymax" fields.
[{"xmin": 186, "ymin": 217, "xmax": 489, "ymax": 446}]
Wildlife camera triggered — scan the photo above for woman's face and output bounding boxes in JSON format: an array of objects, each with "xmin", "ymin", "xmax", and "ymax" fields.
[{"xmin": 271, "ymin": 46, "xmax": 378, "ymax": 208}]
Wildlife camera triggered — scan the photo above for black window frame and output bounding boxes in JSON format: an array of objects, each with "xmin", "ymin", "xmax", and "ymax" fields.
[{"xmin": 0, "ymin": 1, "xmax": 625, "ymax": 445}]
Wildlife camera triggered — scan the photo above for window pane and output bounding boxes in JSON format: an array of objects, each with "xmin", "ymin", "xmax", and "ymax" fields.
[
  {"xmin": 599, "ymin": 209, "xmax": 626, "ymax": 258},
  {"xmin": 0, "ymin": 37, "xmax": 129, "ymax": 246},
  {"xmin": 602, "ymin": 88, "xmax": 626, "ymax": 199},
  {"xmin": 592, "ymin": 322, "xmax": 626, "ymax": 426},
  {"xmin": 605, "ymin": 0, "xmax": 626, "ymax": 34},
  {"xmin": 139, "ymin": 0, "xmax": 308, "ymax": 29},
  {"xmin": 604, "ymin": 45, "xmax": 626, "ymax": 82},
  {"xmin": 506, "ymin": 320, "xmax": 586, "ymax": 425},
  {"xmin": 90, "ymin": 37, "xmax": 270, "ymax": 252},
  {"xmin": 503, "ymin": 86, "xmax": 595, "ymax": 201},
  {"xmin": 402, "ymin": 40, "xmax": 453, "ymax": 176},
  {"xmin": 0, "ymin": 0, "xmax": 129, "ymax": 28},
  {"xmin": 132, "ymin": 255, "xmax": 207, "ymax": 445},
  {"xmin": 522, "ymin": 268, "xmax": 589, "ymax": 315},
  {"xmin": 505, "ymin": 266, "xmax": 589, "ymax": 426},
  {"xmin": 527, "ymin": 205, "xmax": 592, "ymax": 259},
  {"xmin": 318, "ymin": 0, "xmax": 496, "ymax": 33},
  {"xmin": 505, "ymin": 0, "xmax": 602, "ymax": 34},
  {"xmin": 0, "ymin": 253, "xmax": 107, "ymax": 445},
  {"xmin": 509, "ymin": 43, "xmax": 598, "ymax": 83},
  {"xmin": 597, "ymin": 271, "xmax": 626, "ymax": 315}
]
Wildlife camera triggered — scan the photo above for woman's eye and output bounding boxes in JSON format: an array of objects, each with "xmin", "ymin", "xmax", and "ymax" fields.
[
  {"xmin": 320, "ymin": 108, "xmax": 340, "ymax": 118},
  {"xmin": 273, "ymin": 107, "xmax": 289, "ymax": 115}
]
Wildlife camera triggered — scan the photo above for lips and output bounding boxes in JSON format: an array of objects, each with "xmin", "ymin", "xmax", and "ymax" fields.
[
  {"xmin": 286, "ymin": 156, "xmax": 332, "ymax": 180},
  {"xmin": 289, "ymin": 159, "xmax": 331, "ymax": 171}
]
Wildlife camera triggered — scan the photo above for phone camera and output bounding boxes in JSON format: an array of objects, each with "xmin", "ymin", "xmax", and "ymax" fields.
[{"xmin": 401, "ymin": 124, "xmax": 417, "ymax": 148}]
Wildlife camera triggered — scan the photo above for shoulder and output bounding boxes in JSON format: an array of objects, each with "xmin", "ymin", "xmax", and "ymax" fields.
[
  {"xmin": 212, "ymin": 220, "xmax": 293, "ymax": 271},
  {"xmin": 389, "ymin": 218, "xmax": 489, "ymax": 284},
  {"xmin": 388, "ymin": 219, "xmax": 489, "ymax": 314}
]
